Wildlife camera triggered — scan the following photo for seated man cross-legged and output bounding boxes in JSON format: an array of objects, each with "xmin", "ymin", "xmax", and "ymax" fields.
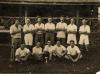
[
  {"xmin": 15, "ymin": 44, "xmax": 31, "ymax": 62},
  {"xmin": 32, "ymin": 42, "xmax": 43, "ymax": 62},
  {"xmin": 53, "ymin": 41, "xmax": 67, "ymax": 61},
  {"xmin": 43, "ymin": 41, "xmax": 54, "ymax": 62},
  {"xmin": 65, "ymin": 40, "xmax": 82, "ymax": 63}
]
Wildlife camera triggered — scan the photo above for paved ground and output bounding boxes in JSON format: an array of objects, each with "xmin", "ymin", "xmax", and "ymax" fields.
[{"xmin": 0, "ymin": 44, "xmax": 100, "ymax": 74}]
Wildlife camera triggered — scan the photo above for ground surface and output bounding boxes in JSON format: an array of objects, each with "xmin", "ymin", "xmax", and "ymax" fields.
[{"xmin": 0, "ymin": 44, "xmax": 100, "ymax": 74}]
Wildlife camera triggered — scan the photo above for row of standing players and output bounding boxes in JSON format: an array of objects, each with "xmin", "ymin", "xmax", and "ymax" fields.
[{"xmin": 10, "ymin": 16, "xmax": 90, "ymax": 62}]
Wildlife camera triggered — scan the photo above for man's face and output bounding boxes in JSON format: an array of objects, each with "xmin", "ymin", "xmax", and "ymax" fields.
[
  {"xmin": 37, "ymin": 18, "xmax": 42, "ymax": 23},
  {"xmin": 60, "ymin": 17, "xmax": 64, "ymax": 22},
  {"xmin": 70, "ymin": 41, "xmax": 75, "ymax": 47},
  {"xmin": 47, "ymin": 41, "xmax": 51, "ymax": 45},
  {"xmin": 57, "ymin": 41, "xmax": 61, "ymax": 46},
  {"xmin": 48, "ymin": 18, "xmax": 52, "ymax": 23},
  {"xmin": 15, "ymin": 20, "xmax": 19, "ymax": 26},
  {"xmin": 70, "ymin": 19, "xmax": 74, "ymax": 24},
  {"xmin": 36, "ymin": 42, "xmax": 40, "ymax": 47},
  {"xmin": 26, "ymin": 19, "xmax": 30, "ymax": 24},
  {"xmin": 82, "ymin": 20, "xmax": 86, "ymax": 25},
  {"xmin": 21, "ymin": 45, "xmax": 25, "ymax": 50}
]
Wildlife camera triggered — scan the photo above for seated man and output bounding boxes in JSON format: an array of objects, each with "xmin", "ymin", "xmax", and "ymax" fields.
[
  {"xmin": 32, "ymin": 42, "xmax": 43, "ymax": 61},
  {"xmin": 15, "ymin": 44, "xmax": 30, "ymax": 62},
  {"xmin": 65, "ymin": 40, "xmax": 82, "ymax": 62},
  {"xmin": 53, "ymin": 41, "xmax": 66, "ymax": 60},
  {"xmin": 43, "ymin": 41, "xmax": 54, "ymax": 61}
]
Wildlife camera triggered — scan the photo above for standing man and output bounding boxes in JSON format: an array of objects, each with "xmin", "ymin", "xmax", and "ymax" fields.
[
  {"xmin": 45, "ymin": 17, "xmax": 55, "ymax": 45},
  {"xmin": 66, "ymin": 40, "xmax": 82, "ymax": 62},
  {"xmin": 67, "ymin": 18, "xmax": 77, "ymax": 44},
  {"xmin": 56, "ymin": 16, "xmax": 67, "ymax": 45},
  {"xmin": 79, "ymin": 19, "xmax": 90, "ymax": 51},
  {"xmin": 23, "ymin": 18, "xmax": 35, "ymax": 50},
  {"xmin": 34, "ymin": 16, "xmax": 45, "ymax": 46},
  {"xmin": 10, "ymin": 20, "xmax": 22, "ymax": 61}
]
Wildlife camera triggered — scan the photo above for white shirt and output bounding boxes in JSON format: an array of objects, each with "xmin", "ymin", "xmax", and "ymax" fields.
[
  {"xmin": 10, "ymin": 24, "xmax": 22, "ymax": 38},
  {"xmin": 32, "ymin": 46, "xmax": 42, "ymax": 55},
  {"xmin": 67, "ymin": 24, "xmax": 77, "ymax": 36},
  {"xmin": 15, "ymin": 48, "xmax": 30, "ymax": 57},
  {"xmin": 79, "ymin": 25, "xmax": 90, "ymax": 36},
  {"xmin": 53, "ymin": 45, "xmax": 66, "ymax": 55},
  {"xmin": 67, "ymin": 45, "xmax": 81, "ymax": 56},
  {"xmin": 56, "ymin": 22, "xmax": 67, "ymax": 38},
  {"xmin": 44, "ymin": 45, "xmax": 54, "ymax": 53},
  {"xmin": 45, "ymin": 23, "xmax": 55, "ymax": 30},
  {"xmin": 35, "ymin": 23, "xmax": 45, "ymax": 34},
  {"xmin": 23, "ymin": 24, "xmax": 34, "ymax": 35}
]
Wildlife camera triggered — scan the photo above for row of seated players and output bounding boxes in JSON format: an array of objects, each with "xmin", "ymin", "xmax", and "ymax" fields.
[{"xmin": 15, "ymin": 40, "xmax": 82, "ymax": 63}]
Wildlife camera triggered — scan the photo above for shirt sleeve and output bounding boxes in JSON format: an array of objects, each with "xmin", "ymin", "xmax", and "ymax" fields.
[
  {"xmin": 67, "ymin": 47, "xmax": 70, "ymax": 55},
  {"xmin": 23, "ymin": 25, "xmax": 26, "ymax": 32},
  {"xmin": 75, "ymin": 25, "xmax": 77, "ymax": 32},
  {"xmin": 62, "ymin": 46, "xmax": 66, "ymax": 51},
  {"xmin": 15, "ymin": 48, "xmax": 20, "ymax": 56},
  {"xmin": 34, "ymin": 24, "xmax": 37, "ymax": 30},
  {"xmin": 32, "ymin": 47, "xmax": 35, "ymax": 54},
  {"xmin": 43, "ymin": 45, "xmax": 47, "ymax": 51},
  {"xmin": 31, "ymin": 24, "xmax": 35, "ymax": 30},
  {"xmin": 25, "ymin": 48, "xmax": 30, "ymax": 54},
  {"xmin": 87, "ymin": 26, "xmax": 90, "ymax": 33},
  {"xmin": 45, "ymin": 24, "xmax": 47, "ymax": 30},
  {"xmin": 76, "ymin": 46, "xmax": 81, "ymax": 54},
  {"xmin": 56, "ymin": 23, "xmax": 59, "ymax": 29},
  {"xmin": 10, "ymin": 26, "xmax": 13, "ymax": 34},
  {"xmin": 64, "ymin": 23, "xmax": 67, "ymax": 30},
  {"xmin": 53, "ymin": 24, "xmax": 56, "ymax": 30},
  {"xmin": 42, "ymin": 24, "xmax": 45, "ymax": 30}
]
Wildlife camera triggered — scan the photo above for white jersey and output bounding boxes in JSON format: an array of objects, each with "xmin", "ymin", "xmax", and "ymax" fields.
[
  {"xmin": 79, "ymin": 25, "xmax": 90, "ymax": 45},
  {"xmin": 56, "ymin": 22, "xmax": 67, "ymax": 38},
  {"xmin": 67, "ymin": 24, "xmax": 77, "ymax": 44},
  {"xmin": 45, "ymin": 23, "xmax": 55, "ymax": 31},
  {"xmin": 53, "ymin": 45, "xmax": 66, "ymax": 56},
  {"xmin": 23, "ymin": 24, "xmax": 34, "ymax": 45},
  {"xmin": 44, "ymin": 45, "xmax": 54, "ymax": 53},
  {"xmin": 32, "ymin": 46, "xmax": 42, "ymax": 55},
  {"xmin": 35, "ymin": 23, "xmax": 45, "ymax": 34},
  {"xmin": 67, "ymin": 45, "xmax": 81, "ymax": 56},
  {"xmin": 15, "ymin": 48, "xmax": 30, "ymax": 57},
  {"xmin": 23, "ymin": 24, "xmax": 34, "ymax": 35},
  {"xmin": 10, "ymin": 24, "xmax": 22, "ymax": 38}
]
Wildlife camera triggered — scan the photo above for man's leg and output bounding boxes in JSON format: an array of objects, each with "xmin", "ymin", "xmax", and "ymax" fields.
[
  {"xmin": 45, "ymin": 33, "xmax": 49, "ymax": 44},
  {"xmin": 35, "ymin": 34, "xmax": 39, "ymax": 44},
  {"xmin": 61, "ymin": 38, "xmax": 65, "ymax": 46},
  {"xmin": 10, "ymin": 38, "xmax": 17, "ymax": 62},
  {"xmin": 85, "ymin": 44, "xmax": 89, "ymax": 51},
  {"xmin": 50, "ymin": 33, "xmax": 55, "ymax": 45}
]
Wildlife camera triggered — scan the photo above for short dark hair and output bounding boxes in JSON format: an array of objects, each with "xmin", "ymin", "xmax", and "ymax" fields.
[{"xmin": 70, "ymin": 40, "xmax": 74, "ymax": 43}]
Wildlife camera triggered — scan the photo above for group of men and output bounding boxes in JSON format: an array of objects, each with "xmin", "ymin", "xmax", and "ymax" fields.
[{"xmin": 10, "ymin": 16, "xmax": 90, "ymax": 63}]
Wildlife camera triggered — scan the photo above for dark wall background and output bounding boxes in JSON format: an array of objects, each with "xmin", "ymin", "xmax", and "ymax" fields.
[{"xmin": 0, "ymin": 4, "xmax": 98, "ymax": 17}]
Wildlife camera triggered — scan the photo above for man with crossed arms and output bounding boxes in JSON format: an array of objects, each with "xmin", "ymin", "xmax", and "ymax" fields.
[
  {"xmin": 10, "ymin": 20, "xmax": 22, "ymax": 61},
  {"xmin": 23, "ymin": 18, "xmax": 35, "ymax": 50},
  {"xmin": 79, "ymin": 19, "xmax": 90, "ymax": 51},
  {"xmin": 34, "ymin": 16, "xmax": 45, "ymax": 46},
  {"xmin": 67, "ymin": 18, "xmax": 77, "ymax": 44},
  {"xmin": 56, "ymin": 16, "xmax": 67, "ymax": 45},
  {"xmin": 45, "ymin": 17, "xmax": 55, "ymax": 45}
]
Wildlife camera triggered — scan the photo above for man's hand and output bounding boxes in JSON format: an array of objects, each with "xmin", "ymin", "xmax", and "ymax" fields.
[{"xmin": 11, "ymin": 30, "xmax": 21, "ymax": 35}]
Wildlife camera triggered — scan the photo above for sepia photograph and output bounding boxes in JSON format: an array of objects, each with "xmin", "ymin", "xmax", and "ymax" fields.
[{"xmin": 0, "ymin": 0, "xmax": 100, "ymax": 74}]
